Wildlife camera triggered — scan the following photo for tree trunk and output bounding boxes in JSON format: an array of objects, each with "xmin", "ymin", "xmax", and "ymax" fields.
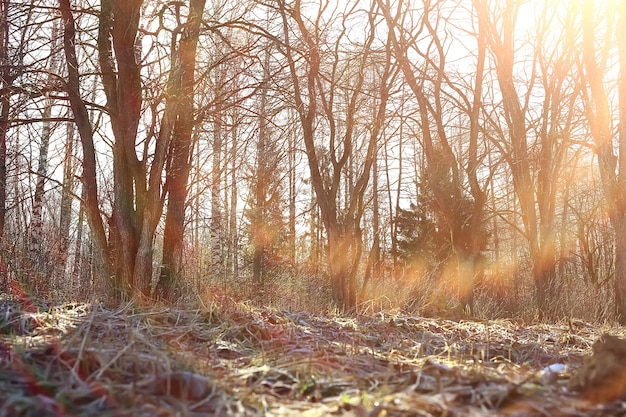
[
  {"xmin": 229, "ymin": 121, "xmax": 239, "ymax": 279},
  {"xmin": 59, "ymin": 123, "xmax": 75, "ymax": 273},
  {"xmin": 59, "ymin": 0, "xmax": 111, "ymax": 288},
  {"xmin": 72, "ymin": 184, "xmax": 85, "ymax": 292},
  {"xmin": 0, "ymin": 92, "xmax": 6, "ymax": 242},
  {"xmin": 473, "ymin": 0, "xmax": 567, "ymax": 316},
  {"xmin": 278, "ymin": 1, "xmax": 393, "ymax": 310},
  {"xmin": 0, "ymin": 0, "xmax": 11, "ymax": 290},
  {"xmin": 288, "ymin": 120, "xmax": 296, "ymax": 268},
  {"xmin": 211, "ymin": 106, "xmax": 223, "ymax": 278},
  {"xmin": 29, "ymin": 98, "xmax": 51, "ymax": 293},
  {"xmin": 327, "ymin": 226, "xmax": 350, "ymax": 309},
  {"xmin": 615, "ymin": 0, "xmax": 626, "ymax": 323},
  {"xmin": 582, "ymin": 0, "xmax": 626, "ymax": 322},
  {"xmin": 96, "ymin": 0, "xmax": 144, "ymax": 298},
  {"xmin": 615, "ymin": 218, "xmax": 626, "ymax": 322},
  {"xmin": 158, "ymin": 0, "xmax": 206, "ymax": 300},
  {"xmin": 532, "ymin": 244, "xmax": 556, "ymax": 315},
  {"xmin": 252, "ymin": 47, "xmax": 271, "ymax": 283},
  {"xmin": 309, "ymin": 182, "xmax": 319, "ymax": 272}
]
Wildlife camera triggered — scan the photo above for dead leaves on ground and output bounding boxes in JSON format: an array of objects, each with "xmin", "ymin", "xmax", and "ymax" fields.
[{"xmin": 0, "ymin": 295, "xmax": 625, "ymax": 416}]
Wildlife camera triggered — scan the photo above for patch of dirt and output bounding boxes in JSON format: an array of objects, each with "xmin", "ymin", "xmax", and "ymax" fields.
[{"xmin": 0, "ymin": 294, "xmax": 625, "ymax": 416}]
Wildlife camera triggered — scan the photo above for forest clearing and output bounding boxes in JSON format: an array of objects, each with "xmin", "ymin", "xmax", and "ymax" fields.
[{"xmin": 0, "ymin": 293, "xmax": 625, "ymax": 417}]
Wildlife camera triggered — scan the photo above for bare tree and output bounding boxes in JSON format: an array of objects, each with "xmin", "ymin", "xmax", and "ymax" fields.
[
  {"xmin": 28, "ymin": 20, "xmax": 65, "ymax": 294},
  {"xmin": 378, "ymin": 0, "xmax": 489, "ymax": 311},
  {"xmin": 0, "ymin": 0, "xmax": 10, "ymax": 243},
  {"xmin": 277, "ymin": 0, "xmax": 397, "ymax": 310},
  {"xmin": 251, "ymin": 44, "xmax": 272, "ymax": 283},
  {"xmin": 474, "ymin": 0, "xmax": 578, "ymax": 315},
  {"xmin": 157, "ymin": 0, "xmax": 207, "ymax": 300},
  {"xmin": 59, "ymin": 0, "xmax": 111, "ymax": 291},
  {"xmin": 58, "ymin": 120, "xmax": 75, "ymax": 275},
  {"xmin": 210, "ymin": 92, "xmax": 223, "ymax": 279},
  {"xmin": 616, "ymin": 0, "xmax": 626, "ymax": 320},
  {"xmin": 61, "ymin": 0, "xmax": 207, "ymax": 300},
  {"xmin": 580, "ymin": 0, "xmax": 626, "ymax": 322}
]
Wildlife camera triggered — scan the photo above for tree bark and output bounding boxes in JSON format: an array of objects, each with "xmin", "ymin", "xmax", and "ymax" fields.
[
  {"xmin": 613, "ymin": 0, "xmax": 626, "ymax": 322},
  {"xmin": 0, "ymin": 0, "xmax": 8, "ymax": 243},
  {"xmin": 59, "ymin": 123, "xmax": 75, "ymax": 273},
  {"xmin": 252, "ymin": 46, "xmax": 272, "ymax": 283},
  {"xmin": 229, "ymin": 119, "xmax": 239, "ymax": 279},
  {"xmin": 211, "ymin": 105, "xmax": 223, "ymax": 279},
  {"xmin": 97, "ymin": 0, "xmax": 144, "ymax": 297},
  {"xmin": 158, "ymin": 0, "xmax": 207, "ymax": 300},
  {"xmin": 28, "ymin": 96, "xmax": 51, "ymax": 292},
  {"xmin": 0, "ymin": 0, "xmax": 12, "ymax": 290},
  {"xmin": 59, "ymin": 0, "xmax": 111, "ymax": 287}
]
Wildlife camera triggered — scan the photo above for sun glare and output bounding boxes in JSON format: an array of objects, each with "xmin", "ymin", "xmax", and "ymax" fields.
[{"xmin": 515, "ymin": 0, "xmax": 620, "ymax": 26}]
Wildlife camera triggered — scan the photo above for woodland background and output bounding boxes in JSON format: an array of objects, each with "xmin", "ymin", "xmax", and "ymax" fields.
[{"xmin": 0, "ymin": 0, "xmax": 624, "ymax": 323}]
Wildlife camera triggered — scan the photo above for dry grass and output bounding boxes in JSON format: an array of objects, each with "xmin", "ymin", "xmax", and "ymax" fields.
[{"xmin": 1, "ymin": 292, "xmax": 626, "ymax": 416}]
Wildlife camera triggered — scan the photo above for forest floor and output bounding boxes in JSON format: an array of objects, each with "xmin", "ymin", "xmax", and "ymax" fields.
[{"xmin": 0, "ymin": 294, "xmax": 626, "ymax": 417}]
